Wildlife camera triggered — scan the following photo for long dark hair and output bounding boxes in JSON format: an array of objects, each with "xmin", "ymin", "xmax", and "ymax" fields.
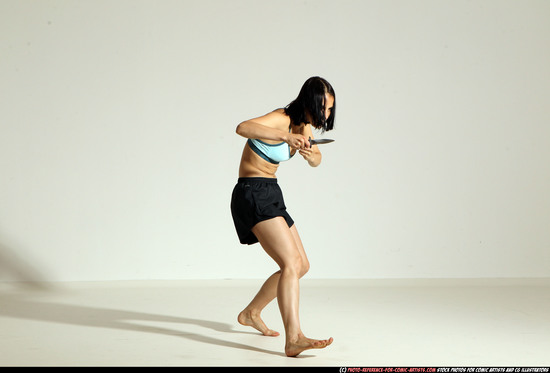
[{"xmin": 284, "ymin": 76, "xmax": 336, "ymax": 133}]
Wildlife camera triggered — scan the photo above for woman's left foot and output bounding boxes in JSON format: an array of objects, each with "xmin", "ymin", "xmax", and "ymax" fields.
[{"xmin": 238, "ymin": 310, "xmax": 280, "ymax": 336}]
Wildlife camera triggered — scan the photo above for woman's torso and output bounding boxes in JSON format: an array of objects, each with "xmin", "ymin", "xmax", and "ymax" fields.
[{"xmin": 238, "ymin": 109, "xmax": 303, "ymax": 178}]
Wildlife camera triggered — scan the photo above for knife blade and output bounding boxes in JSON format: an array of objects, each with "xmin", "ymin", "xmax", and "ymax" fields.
[{"xmin": 309, "ymin": 137, "xmax": 335, "ymax": 146}]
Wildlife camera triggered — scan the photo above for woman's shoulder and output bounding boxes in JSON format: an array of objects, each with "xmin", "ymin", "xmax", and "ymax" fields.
[
  {"xmin": 260, "ymin": 108, "xmax": 291, "ymax": 127},
  {"xmin": 245, "ymin": 108, "xmax": 291, "ymax": 132},
  {"xmin": 271, "ymin": 108, "xmax": 288, "ymax": 117}
]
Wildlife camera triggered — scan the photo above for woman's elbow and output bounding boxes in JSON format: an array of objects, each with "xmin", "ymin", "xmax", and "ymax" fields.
[
  {"xmin": 235, "ymin": 122, "xmax": 245, "ymax": 136},
  {"xmin": 236, "ymin": 121, "xmax": 251, "ymax": 137}
]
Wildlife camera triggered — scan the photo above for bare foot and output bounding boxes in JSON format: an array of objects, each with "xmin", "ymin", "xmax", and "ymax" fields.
[
  {"xmin": 285, "ymin": 335, "xmax": 334, "ymax": 357},
  {"xmin": 238, "ymin": 310, "xmax": 280, "ymax": 337}
]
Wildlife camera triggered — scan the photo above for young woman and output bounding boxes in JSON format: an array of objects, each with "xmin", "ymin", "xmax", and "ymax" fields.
[{"xmin": 230, "ymin": 76, "xmax": 336, "ymax": 357}]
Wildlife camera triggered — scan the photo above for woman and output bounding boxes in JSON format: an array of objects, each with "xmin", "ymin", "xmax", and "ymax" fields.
[{"xmin": 230, "ymin": 76, "xmax": 336, "ymax": 357}]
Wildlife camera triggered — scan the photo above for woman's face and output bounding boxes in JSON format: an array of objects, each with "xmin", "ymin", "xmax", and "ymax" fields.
[
  {"xmin": 305, "ymin": 93, "xmax": 335, "ymax": 128},
  {"xmin": 324, "ymin": 93, "xmax": 335, "ymax": 123}
]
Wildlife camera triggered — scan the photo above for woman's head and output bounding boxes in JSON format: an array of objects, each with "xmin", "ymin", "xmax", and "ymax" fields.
[{"xmin": 285, "ymin": 76, "xmax": 336, "ymax": 132}]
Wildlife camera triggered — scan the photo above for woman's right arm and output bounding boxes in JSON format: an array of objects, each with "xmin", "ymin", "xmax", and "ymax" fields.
[
  {"xmin": 236, "ymin": 110, "xmax": 290, "ymax": 141},
  {"xmin": 236, "ymin": 110, "xmax": 310, "ymax": 149}
]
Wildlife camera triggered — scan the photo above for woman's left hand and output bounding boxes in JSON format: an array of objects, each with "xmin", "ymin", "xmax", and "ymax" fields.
[
  {"xmin": 299, "ymin": 147, "xmax": 314, "ymax": 162},
  {"xmin": 297, "ymin": 126, "xmax": 322, "ymax": 167},
  {"xmin": 299, "ymin": 146, "xmax": 322, "ymax": 168}
]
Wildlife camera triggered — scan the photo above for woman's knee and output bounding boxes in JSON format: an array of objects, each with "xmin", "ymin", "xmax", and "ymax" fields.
[
  {"xmin": 281, "ymin": 254, "xmax": 305, "ymax": 276},
  {"xmin": 299, "ymin": 259, "xmax": 310, "ymax": 278},
  {"xmin": 281, "ymin": 257, "xmax": 309, "ymax": 278}
]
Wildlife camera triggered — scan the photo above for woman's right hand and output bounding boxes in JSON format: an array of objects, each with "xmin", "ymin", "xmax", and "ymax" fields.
[{"xmin": 286, "ymin": 133, "xmax": 310, "ymax": 150}]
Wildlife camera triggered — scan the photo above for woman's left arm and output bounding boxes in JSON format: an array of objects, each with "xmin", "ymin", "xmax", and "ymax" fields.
[{"xmin": 299, "ymin": 125, "xmax": 322, "ymax": 167}]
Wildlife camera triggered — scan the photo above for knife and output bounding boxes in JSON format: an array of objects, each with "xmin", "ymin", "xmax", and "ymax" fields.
[{"xmin": 309, "ymin": 137, "xmax": 335, "ymax": 146}]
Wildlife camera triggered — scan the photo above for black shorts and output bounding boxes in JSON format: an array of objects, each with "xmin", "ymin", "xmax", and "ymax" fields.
[{"xmin": 230, "ymin": 177, "xmax": 294, "ymax": 245}]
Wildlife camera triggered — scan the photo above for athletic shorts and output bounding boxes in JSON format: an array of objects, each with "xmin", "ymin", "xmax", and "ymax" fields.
[{"xmin": 230, "ymin": 177, "xmax": 294, "ymax": 245}]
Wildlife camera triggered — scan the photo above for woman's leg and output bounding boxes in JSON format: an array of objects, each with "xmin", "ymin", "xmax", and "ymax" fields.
[
  {"xmin": 238, "ymin": 225, "xmax": 310, "ymax": 337},
  {"xmin": 245, "ymin": 217, "xmax": 332, "ymax": 357},
  {"xmin": 237, "ymin": 271, "xmax": 282, "ymax": 336}
]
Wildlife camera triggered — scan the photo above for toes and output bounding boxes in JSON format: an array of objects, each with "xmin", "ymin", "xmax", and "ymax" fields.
[
  {"xmin": 312, "ymin": 338, "xmax": 333, "ymax": 348},
  {"xmin": 310, "ymin": 340, "xmax": 324, "ymax": 348}
]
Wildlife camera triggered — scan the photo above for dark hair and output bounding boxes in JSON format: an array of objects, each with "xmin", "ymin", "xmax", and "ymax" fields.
[{"xmin": 284, "ymin": 76, "xmax": 336, "ymax": 133}]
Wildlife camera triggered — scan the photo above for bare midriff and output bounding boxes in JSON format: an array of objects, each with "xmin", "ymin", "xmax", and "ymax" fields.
[{"xmin": 238, "ymin": 142, "xmax": 280, "ymax": 178}]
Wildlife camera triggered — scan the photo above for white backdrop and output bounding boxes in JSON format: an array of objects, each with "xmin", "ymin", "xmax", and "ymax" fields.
[{"xmin": 1, "ymin": 0, "xmax": 549, "ymax": 282}]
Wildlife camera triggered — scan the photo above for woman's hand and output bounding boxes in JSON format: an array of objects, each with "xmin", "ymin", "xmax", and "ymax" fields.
[
  {"xmin": 299, "ymin": 144, "xmax": 322, "ymax": 167},
  {"xmin": 285, "ymin": 133, "xmax": 310, "ymax": 150},
  {"xmin": 299, "ymin": 147, "xmax": 315, "ymax": 161},
  {"xmin": 286, "ymin": 131, "xmax": 322, "ymax": 167}
]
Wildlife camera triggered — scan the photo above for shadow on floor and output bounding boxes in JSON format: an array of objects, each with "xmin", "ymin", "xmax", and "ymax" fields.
[
  {"xmin": 0, "ymin": 290, "xmax": 296, "ymax": 358},
  {"xmin": 0, "ymin": 241, "xmax": 314, "ymax": 359}
]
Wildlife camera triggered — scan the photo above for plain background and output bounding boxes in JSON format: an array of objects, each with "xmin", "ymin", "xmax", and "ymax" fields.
[{"xmin": 1, "ymin": 0, "xmax": 549, "ymax": 282}]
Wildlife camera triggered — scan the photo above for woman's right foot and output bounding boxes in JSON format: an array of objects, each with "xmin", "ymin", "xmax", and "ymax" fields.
[
  {"xmin": 285, "ymin": 335, "xmax": 333, "ymax": 357},
  {"xmin": 238, "ymin": 310, "xmax": 280, "ymax": 337}
]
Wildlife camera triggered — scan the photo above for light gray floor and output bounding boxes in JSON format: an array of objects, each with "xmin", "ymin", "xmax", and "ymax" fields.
[{"xmin": 0, "ymin": 278, "xmax": 549, "ymax": 367}]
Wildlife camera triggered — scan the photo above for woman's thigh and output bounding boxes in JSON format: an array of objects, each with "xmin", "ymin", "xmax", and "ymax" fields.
[
  {"xmin": 289, "ymin": 224, "xmax": 310, "ymax": 272},
  {"xmin": 252, "ymin": 217, "xmax": 303, "ymax": 270}
]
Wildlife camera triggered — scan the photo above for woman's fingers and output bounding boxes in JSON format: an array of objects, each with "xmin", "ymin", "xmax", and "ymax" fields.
[
  {"xmin": 295, "ymin": 136, "xmax": 304, "ymax": 149},
  {"xmin": 299, "ymin": 148, "xmax": 314, "ymax": 161},
  {"xmin": 290, "ymin": 135, "xmax": 310, "ymax": 149}
]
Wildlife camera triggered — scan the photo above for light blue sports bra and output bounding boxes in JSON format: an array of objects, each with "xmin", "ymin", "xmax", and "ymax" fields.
[{"xmin": 247, "ymin": 138, "xmax": 294, "ymax": 164}]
